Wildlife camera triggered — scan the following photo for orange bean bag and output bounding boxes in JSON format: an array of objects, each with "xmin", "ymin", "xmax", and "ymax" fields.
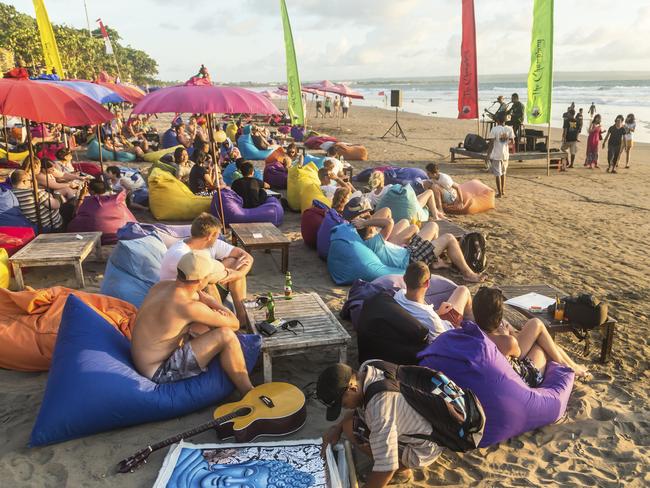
[
  {"xmin": 446, "ymin": 179, "xmax": 495, "ymax": 215},
  {"xmin": 0, "ymin": 286, "xmax": 136, "ymax": 371},
  {"xmin": 332, "ymin": 142, "xmax": 368, "ymax": 161}
]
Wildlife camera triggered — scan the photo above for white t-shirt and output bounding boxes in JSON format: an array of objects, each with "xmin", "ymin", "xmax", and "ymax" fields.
[
  {"xmin": 325, "ymin": 157, "xmax": 344, "ymax": 176},
  {"xmin": 342, "ymin": 96, "xmax": 350, "ymax": 108},
  {"xmin": 488, "ymin": 125, "xmax": 515, "ymax": 161},
  {"xmin": 159, "ymin": 239, "xmax": 235, "ymax": 281},
  {"xmin": 366, "ymin": 185, "xmax": 391, "ymax": 208},
  {"xmin": 393, "ymin": 289, "xmax": 452, "ymax": 340},
  {"xmin": 320, "ymin": 184, "xmax": 338, "ymax": 201},
  {"xmin": 624, "ymin": 122, "xmax": 636, "ymax": 141}
]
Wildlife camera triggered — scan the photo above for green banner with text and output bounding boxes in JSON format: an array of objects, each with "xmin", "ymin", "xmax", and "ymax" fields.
[
  {"xmin": 280, "ymin": 0, "xmax": 304, "ymax": 126},
  {"xmin": 526, "ymin": 0, "xmax": 554, "ymax": 124}
]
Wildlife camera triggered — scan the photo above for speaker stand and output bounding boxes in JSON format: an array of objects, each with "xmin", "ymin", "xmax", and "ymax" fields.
[{"xmin": 381, "ymin": 108, "xmax": 407, "ymax": 140}]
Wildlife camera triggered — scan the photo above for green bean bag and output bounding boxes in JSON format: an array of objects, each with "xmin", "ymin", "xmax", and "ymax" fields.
[
  {"xmin": 143, "ymin": 145, "xmax": 182, "ymax": 163},
  {"xmin": 376, "ymin": 184, "xmax": 429, "ymax": 223}
]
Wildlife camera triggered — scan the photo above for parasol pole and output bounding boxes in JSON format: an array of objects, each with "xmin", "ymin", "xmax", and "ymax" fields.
[
  {"xmin": 207, "ymin": 113, "xmax": 226, "ymax": 230},
  {"xmin": 96, "ymin": 124, "xmax": 105, "ymax": 175},
  {"xmin": 2, "ymin": 115, "xmax": 9, "ymax": 151},
  {"xmin": 24, "ymin": 118, "xmax": 43, "ymax": 234}
]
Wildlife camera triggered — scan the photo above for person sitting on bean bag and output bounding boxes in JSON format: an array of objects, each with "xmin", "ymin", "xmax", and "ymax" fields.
[
  {"xmin": 472, "ymin": 287, "xmax": 591, "ymax": 383},
  {"xmin": 173, "ymin": 147, "xmax": 193, "ymax": 185},
  {"xmin": 231, "ymin": 162, "xmax": 269, "ymax": 209},
  {"xmin": 188, "ymin": 152, "xmax": 217, "ymax": 196},
  {"xmin": 251, "ymin": 126, "xmax": 276, "ymax": 152},
  {"xmin": 353, "ymin": 207, "xmax": 486, "ymax": 283},
  {"xmin": 10, "ymin": 169, "xmax": 64, "ymax": 231},
  {"xmin": 318, "ymin": 167, "xmax": 354, "ymax": 202},
  {"xmin": 34, "ymin": 159, "xmax": 79, "ymax": 201},
  {"xmin": 105, "ymin": 166, "xmax": 148, "ymax": 211},
  {"xmin": 54, "ymin": 148, "xmax": 92, "ymax": 184},
  {"xmin": 424, "ymin": 163, "xmax": 467, "ymax": 214},
  {"xmin": 369, "ymin": 170, "xmax": 444, "ymax": 220}
]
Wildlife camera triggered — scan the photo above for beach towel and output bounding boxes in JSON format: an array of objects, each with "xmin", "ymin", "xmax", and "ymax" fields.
[{"xmin": 0, "ymin": 286, "xmax": 135, "ymax": 371}]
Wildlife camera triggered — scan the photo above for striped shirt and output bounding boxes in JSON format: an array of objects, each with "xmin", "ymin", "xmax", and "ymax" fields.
[
  {"xmin": 358, "ymin": 361, "xmax": 442, "ymax": 472},
  {"xmin": 12, "ymin": 188, "xmax": 62, "ymax": 229}
]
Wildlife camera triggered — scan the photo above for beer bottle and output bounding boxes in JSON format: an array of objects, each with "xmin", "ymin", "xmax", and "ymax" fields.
[
  {"xmin": 265, "ymin": 292, "xmax": 275, "ymax": 322},
  {"xmin": 284, "ymin": 272, "xmax": 293, "ymax": 299}
]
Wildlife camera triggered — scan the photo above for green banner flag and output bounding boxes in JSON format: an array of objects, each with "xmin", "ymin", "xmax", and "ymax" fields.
[
  {"xmin": 280, "ymin": 0, "xmax": 304, "ymax": 126},
  {"xmin": 526, "ymin": 0, "xmax": 554, "ymax": 124}
]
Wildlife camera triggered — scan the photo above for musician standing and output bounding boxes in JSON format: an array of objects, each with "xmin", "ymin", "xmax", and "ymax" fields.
[
  {"xmin": 506, "ymin": 93, "xmax": 525, "ymax": 148},
  {"xmin": 495, "ymin": 95, "xmax": 508, "ymax": 115}
]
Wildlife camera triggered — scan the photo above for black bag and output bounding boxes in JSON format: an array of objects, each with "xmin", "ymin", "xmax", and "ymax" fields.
[
  {"xmin": 364, "ymin": 361, "xmax": 485, "ymax": 452},
  {"xmin": 463, "ymin": 133, "xmax": 488, "ymax": 153},
  {"xmin": 549, "ymin": 294, "xmax": 608, "ymax": 329},
  {"xmin": 459, "ymin": 232, "xmax": 487, "ymax": 273},
  {"xmin": 535, "ymin": 142, "xmax": 547, "ymax": 152}
]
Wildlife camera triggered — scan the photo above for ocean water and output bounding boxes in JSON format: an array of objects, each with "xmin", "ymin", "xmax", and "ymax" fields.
[{"xmin": 346, "ymin": 78, "xmax": 650, "ymax": 143}]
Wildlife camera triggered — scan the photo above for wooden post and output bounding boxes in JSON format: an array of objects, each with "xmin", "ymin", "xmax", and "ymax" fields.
[
  {"xmin": 547, "ymin": 120, "xmax": 551, "ymax": 176},
  {"xmin": 2, "ymin": 115, "xmax": 9, "ymax": 152},
  {"xmin": 96, "ymin": 125, "xmax": 105, "ymax": 175},
  {"xmin": 207, "ymin": 114, "xmax": 226, "ymax": 230},
  {"xmin": 24, "ymin": 119, "xmax": 43, "ymax": 234}
]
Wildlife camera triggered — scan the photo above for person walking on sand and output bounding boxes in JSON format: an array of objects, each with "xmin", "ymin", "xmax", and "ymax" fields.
[
  {"xmin": 602, "ymin": 115, "xmax": 626, "ymax": 174},
  {"xmin": 472, "ymin": 287, "xmax": 591, "ymax": 384},
  {"xmin": 333, "ymin": 95, "xmax": 341, "ymax": 118},
  {"xmin": 341, "ymin": 95, "xmax": 351, "ymax": 118},
  {"xmin": 131, "ymin": 252, "xmax": 254, "ymax": 395},
  {"xmin": 315, "ymin": 96, "xmax": 324, "ymax": 118},
  {"xmin": 585, "ymin": 114, "xmax": 602, "ymax": 169},
  {"xmin": 623, "ymin": 113, "xmax": 636, "ymax": 169},
  {"xmin": 561, "ymin": 109, "xmax": 580, "ymax": 169},
  {"xmin": 485, "ymin": 111, "xmax": 514, "ymax": 198},
  {"xmin": 588, "ymin": 102, "xmax": 597, "ymax": 121}
]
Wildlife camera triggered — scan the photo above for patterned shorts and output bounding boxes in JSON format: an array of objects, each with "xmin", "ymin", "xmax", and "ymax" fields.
[
  {"xmin": 151, "ymin": 342, "xmax": 206, "ymax": 384},
  {"xmin": 406, "ymin": 234, "xmax": 437, "ymax": 266}
]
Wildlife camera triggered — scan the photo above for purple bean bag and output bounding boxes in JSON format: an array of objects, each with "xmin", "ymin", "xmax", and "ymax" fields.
[
  {"xmin": 263, "ymin": 162, "xmax": 288, "ymax": 189},
  {"xmin": 67, "ymin": 192, "xmax": 136, "ymax": 245},
  {"xmin": 211, "ymin": 188, "xmax": 283, "ymax": 227},
  {"xmin": 316, "ymin": 209, "xmax": 345, "ymax": 260},
  {"xmin": 301, "ymin": 203, "xmax": 327, "ymax": 249},
  {"xmin": 117, "ymin": 222, "xmax": 191, "ymax": 248},
  {"xmin": 341, "ymin": 274, "xmax": 458, "ymax": 329},
  {"xmin": 354, "ymin": 166, "xmax": 427, "ymax": 189},
  {"xmin": 290, "ymin": 126, "xmax": 305, "ymax": 142},
  {"xmin": 418, "ymin": 321, "xmax": 575, "ymax": 447}
]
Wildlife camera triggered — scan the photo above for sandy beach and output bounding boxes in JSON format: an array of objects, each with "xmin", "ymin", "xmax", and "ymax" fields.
[{"xmin": 1, "ymin": 105, "xmax": 648, "ymax": 487}]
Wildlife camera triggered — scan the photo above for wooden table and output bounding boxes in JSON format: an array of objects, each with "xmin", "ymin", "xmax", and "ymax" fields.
[
  {"xmin": 246, "ymin": 292, "xmax": 351, "ymax": 382},
  {"xmin": 9, "ymin": 232, "xmax": 102, "ymax": 290},
  {"xmin": 500, "ymin": 284, "xmax": 617, "ymax": 364},
  {"xmin": 230, "ymin": 223, "xmax": 291, "ymax": 273}
]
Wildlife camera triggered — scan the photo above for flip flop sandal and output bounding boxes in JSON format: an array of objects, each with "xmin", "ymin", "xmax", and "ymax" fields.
[{"xmin": 389, "ymin": 470, "xmax": 414, "ymax": 485}]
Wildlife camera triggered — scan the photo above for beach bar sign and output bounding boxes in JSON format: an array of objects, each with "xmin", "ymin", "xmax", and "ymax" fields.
[{"xmin": 526, "ymin": 0, "xmax": 554, "ymax": 125}]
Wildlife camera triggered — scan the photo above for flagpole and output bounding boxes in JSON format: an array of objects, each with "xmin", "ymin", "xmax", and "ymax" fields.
[
  {"xmin": 547, "ymin": 120, "xmax": 551, "ymax": 176},
  {"xmin": 83, "ymin": 0, "xmax": 92, "ymax": 37}
]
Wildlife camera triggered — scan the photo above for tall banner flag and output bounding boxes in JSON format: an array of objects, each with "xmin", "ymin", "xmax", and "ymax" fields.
[
  {"xmin": 32, "ymin": 0, "xmax": 64, "ymax": 76},
  {"xmin": 457, "ymin": 0, "xmax": 478, "ymax": 119},
  {"xmin": 96, "ymin": 18, "xmax": 115, "ymax": 55},
  {"xmin": 280, "ymin": 0, "xmax": 305, "ymax": 126},
  {"xmin": 526, "ymin": 0, "xmax": 554, "ymax": 124}
]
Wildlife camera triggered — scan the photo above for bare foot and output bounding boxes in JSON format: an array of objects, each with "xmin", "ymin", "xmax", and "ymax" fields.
[
  {"xmin": 431, "ymin": 260, "xmax": 451, "ymax": 270},
  {"xmin": 463, "ymin": 272, "xmax": 487, "ymax": 283},
  {"xmin": 574, "ymin": 365, "xmax": 592, "ymax": 380},
  {"xmin": 389, "ymin": 468, "xmax": 413, "ymax": 485},
  {"xmin": 436, "ymin": 212, "xmax": 446, "ymax": 220}
]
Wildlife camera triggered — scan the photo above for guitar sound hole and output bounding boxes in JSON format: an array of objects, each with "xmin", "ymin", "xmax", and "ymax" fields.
[{"xmin": 238, "ymin": 407, "xmax": 253, "ymax": 416}]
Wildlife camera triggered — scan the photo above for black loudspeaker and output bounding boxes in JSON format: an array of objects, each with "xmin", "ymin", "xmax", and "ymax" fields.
[
  {"xmin": 390, "ymin": 90, "xmax": 402, "ymax": 108},
  {"xmin": 463, "ymin": 133, "xmax": 488, "ymax": 152}
]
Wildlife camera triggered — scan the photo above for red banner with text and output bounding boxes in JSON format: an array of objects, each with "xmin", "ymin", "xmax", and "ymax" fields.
[{"xmin": 458, "ymin": 0, "xmax": 478, "ymax": 119}]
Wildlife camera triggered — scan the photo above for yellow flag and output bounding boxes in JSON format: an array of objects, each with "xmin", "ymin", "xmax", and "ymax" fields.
[{"xmin": 32, "ymin": 0, "xmax": 64, "ymax": 77}]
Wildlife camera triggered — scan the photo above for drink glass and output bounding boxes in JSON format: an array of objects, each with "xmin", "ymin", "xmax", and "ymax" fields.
[{"xmin": 554, "ymin": 301, "xmax": 565, "ymax": 322}]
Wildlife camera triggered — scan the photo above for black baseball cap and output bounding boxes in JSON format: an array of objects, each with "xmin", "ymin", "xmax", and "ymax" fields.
[{"xmin": 316, "ymin": 363, "xmax": 353, "ymax": 421}]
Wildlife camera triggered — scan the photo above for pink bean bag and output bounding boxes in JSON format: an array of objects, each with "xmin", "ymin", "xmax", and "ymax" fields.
[
  {"xmin": 67, "ymin": 192, "xmax": 136, "ymax": 245},
  {"xmin": 72, "ymin": 162, "xmax": 102, "ymax": 178},
  {"xmin": 446, "ymin": 179, "xmax": 496, "ymax": 215},
  {"xmin": 301, "ymin": 205, "xmax": 327, "ymax": 249},
  {"xmin": 0, "ymin": 226, "xmax": 35, "ymax": 256},
  {"xmin": 305, "ymin": 135, "xmax": 337, "ymax": 149}
]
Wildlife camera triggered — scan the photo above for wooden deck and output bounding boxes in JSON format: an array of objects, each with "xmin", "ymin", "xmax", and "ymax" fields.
[
  {"xmin": 450, "ymin": 147, "xmax": 568, "ymax": 164},
  {"xmin": 246, "ymin": 292, "xmax": 351, "ymax": 382}
]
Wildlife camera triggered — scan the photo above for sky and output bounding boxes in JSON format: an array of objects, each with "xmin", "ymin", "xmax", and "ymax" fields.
[{"xmin": 8, "ymin": 0, "xmax": 650, "ymax": 83}]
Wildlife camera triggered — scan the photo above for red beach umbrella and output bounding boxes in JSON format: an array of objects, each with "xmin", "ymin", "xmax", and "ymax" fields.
[
  {"xmin": 95, "ymin": 82, "xmax": 145, "ymax": 104},
  {"xmin": 0, "ymin": 78, "xmax": 115, "ymax": 125}
]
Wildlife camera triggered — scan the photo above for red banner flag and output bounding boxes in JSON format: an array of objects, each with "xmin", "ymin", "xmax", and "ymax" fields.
[
  {"xmin": 458, "ymin": 0, "xmax": 478, "ymax": 119},
  {"xmin": 96, "ymin": 18, "xmax": 114, "ymax": 55}
]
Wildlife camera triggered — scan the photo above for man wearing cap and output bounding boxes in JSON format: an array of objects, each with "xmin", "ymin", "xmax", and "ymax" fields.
[
  {"xmin": 131, "ymin": 251, "xmax": 253, "ymax": 395},
  {"xmin": 159, "ymin": 213, "xmax": 253, "ymax": 326},
  {"xmin": 318, "ymin": 361, "xmax": 442, "ymax": 486},
  {"xmin": 342, "ymin": 196, "xmax": 373, "ymax": 221}
]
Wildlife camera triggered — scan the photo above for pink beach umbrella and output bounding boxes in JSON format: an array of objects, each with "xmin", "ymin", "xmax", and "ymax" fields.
[
  {"xmin": 260, "ymin": 89, "xmax": 285, "ymax": 100},
  {"xmin": 131, "ymin": 85, "xmax": 280, "ymax": 116},
  {"xmin": 303, "ymin": 80, "xmax": 364, "ymax": 99},
  {"xmin": 333, "ymin": 82, "xmax": 364, "ymax": 100}
]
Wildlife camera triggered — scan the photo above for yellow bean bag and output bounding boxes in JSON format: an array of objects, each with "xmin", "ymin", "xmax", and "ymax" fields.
[
  {"xmin": 226, "ymin": 122, "xmax": 238, "ymax": 142},
  {"xmin": 143, "ymin": 145, "xmax": 182, "ymax": 163},
  {"xmin": 151, "ymin": 159, "xmax": 178, "ymax": 177},
  {"xmin": 147, "ymin": 168, "xmax": 211, "ymax": 221},
  {"xmin": 0, "ymin": 148, "xmax": 29, "ymax": 163},
  {"xmin": 0, "ymin": 249, "xmax": 9, "ymax": 289},
  {"xmin": 287, "ymin": 163, "xmax": 330, "ymax": 212}
]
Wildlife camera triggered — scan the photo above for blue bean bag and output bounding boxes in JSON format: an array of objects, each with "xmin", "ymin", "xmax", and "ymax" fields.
[
  {"xmin": 222, "ymin": 162, "xmax": 263, "ymax": 186},
  {"xmin": 117, "ymin": 222, "xmax": 191, "ymax": 248},
  {"xmin": 161, "ymin": 128, "xmax": 179, "ymax": 149},
  {"xmin": 237, "ymin": 126, "xmax": 274, "ymax": 160},
  {"xmin": 376, "ymin": 184, "xmax": 428, "ymax": 223},
  {"xmin": 0, "ymin": 187, "xmax": 36, "ymax": 229},
  {"xmin": 86, "ymin": 138, "xmax": 136, "ymax": 162},
  {"xmin": 30, "ymin": 295, "xmax": 261, "ymax": 446},
  {"xmin": 290, "ymin": 126, "xmax": 305, "ymax": 142},
  {"xmin": 211, "ymin": 188, "xmax": 283, "ymax": 227},
  {"xmin": 418, "ymin": 321, "xmax": 575, "ymax": 447},
  {"xmin": 304, "ymin": 153, "xmax": 326, "ymax": 169},
  {"xmin": 317, "ymin": 209, "xmax": 345, "ymax": 260},
  {"xmin": 327, "ymin": 224, "xmax": 405, "ymax": 285},
  {"xmin": 383, "ymin": 167, "xmax": 428, "ymax": 186},
  {"xmin": 100, "ymin": 235, "xmax": 167, "ymax": 308}
]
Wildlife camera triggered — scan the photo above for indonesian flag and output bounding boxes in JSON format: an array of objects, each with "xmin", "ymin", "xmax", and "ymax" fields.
[{"xmin": 96, "ymin": 18, "xmax": 114, "ymax": 55}]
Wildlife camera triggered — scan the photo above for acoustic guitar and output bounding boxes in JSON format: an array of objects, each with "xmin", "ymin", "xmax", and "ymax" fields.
[{"xmin": 117, "ymin": 382, "xmax": 306, "ymax": 474}]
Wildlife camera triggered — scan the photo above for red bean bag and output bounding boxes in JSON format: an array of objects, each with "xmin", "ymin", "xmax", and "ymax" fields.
[
  {"xmin": 37, "ymin": 143, "xmax": 65, "ymax": 161},
  {"xmin": 332, "ymin": 143, "xmax": 368, "ymax": 161},
  {"xmin": 446, "ymin": 179, "xmax": 496, "ymax": 215},
  {"xmin": 301, "ymin": 205, "xmax": 327, "ymax": 249},
  {"xmin": 305, "ymin": 135, "xmax": 337, "ymax": 149},
  {"xmin": 67, "ymin": 192, "xmax": 136, "ymax": 245},
  {"xmin": 72, "ymin": 162, "xmax": 102, "ymax": 178},
  {"xmin": 0, "ymin": 226, "xmax": 35, "ymax": 255}
]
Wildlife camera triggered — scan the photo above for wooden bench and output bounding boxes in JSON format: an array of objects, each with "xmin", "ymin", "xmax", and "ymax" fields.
[
  {"xmin": 230, "ymin": 222, "xmax": 291, "ymax": 274},
  {"xmin": 9, "ymin": 232, "xmax": 102, "ymax": 290},
  {"xmin": 245, "ymin": 292, "xmax": 351, "ymax": 382},
  {"xmin": 500, "ymin": 283, "xmax": 617, "ymax": 364}
]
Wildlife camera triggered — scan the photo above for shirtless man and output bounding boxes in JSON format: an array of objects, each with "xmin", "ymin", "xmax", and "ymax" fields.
[{"xmin": 131, "ymin": 251, "xmax": 253, "ymax": 395}]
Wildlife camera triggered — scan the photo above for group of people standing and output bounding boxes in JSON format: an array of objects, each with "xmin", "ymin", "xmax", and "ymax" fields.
[{"xmin": 315, "ymin": 95, "xmax": 351, "ymax": 119}]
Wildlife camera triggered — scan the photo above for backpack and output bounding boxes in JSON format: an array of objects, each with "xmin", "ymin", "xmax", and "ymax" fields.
[
  {"xmin": 460, "ymin": 232, "xmax": 487, "ymax": 273},
  {"xmin": 364, "ymin": 361, "xmax": 485, "ymax": 452}
]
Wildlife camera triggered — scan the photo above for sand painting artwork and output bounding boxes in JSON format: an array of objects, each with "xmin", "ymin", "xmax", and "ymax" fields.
[{"xmin": 154, "ymin": 440, "xmax": 334, "ymax": 487}]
